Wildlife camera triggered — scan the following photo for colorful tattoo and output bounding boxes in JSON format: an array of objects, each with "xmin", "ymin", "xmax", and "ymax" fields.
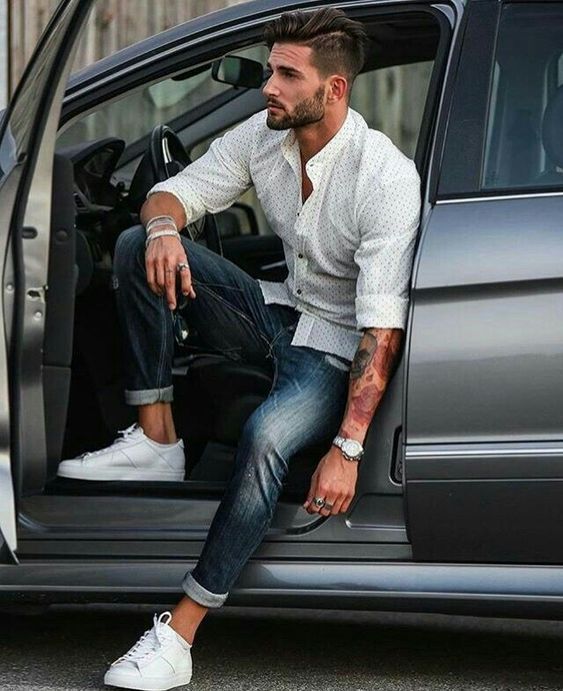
[{"xmin": 340, "ymin": 328, "xmax": 402, "ymax": 441}]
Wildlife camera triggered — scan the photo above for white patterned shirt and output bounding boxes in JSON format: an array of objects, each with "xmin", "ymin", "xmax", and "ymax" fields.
[{"xmin": 148, "ymin": 108, "xmax": 421, "ymax": 361}]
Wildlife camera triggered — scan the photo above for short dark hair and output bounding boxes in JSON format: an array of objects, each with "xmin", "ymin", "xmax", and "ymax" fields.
[{"xmin": 263, "ymin": 8, "xmax": 367, "ymax": 87}]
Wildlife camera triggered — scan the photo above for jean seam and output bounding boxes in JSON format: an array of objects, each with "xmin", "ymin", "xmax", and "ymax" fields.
[
  {"xmin": 195, "ymin": 284, "xmax": 274, "ymax": 354},
  {"xmin": 156, "ymin": 295, "xmax": 167, "ymax": 391},
  {"xmin": 193, "ymin": 279, "xmax": 244, "ymax": 292},
  {"xmin": 266, "ymin": 351, "xmax": 280, "ymax": 398}
]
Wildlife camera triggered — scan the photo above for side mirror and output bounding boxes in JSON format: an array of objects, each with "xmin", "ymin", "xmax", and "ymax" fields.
[{"xmin": 211, "ymin": 56, "xmax": 264, "ymax": 89}]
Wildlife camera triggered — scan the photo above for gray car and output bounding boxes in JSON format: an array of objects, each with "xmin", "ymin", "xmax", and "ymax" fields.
[{"xmin": 1, "ymin": 0, "xmax": 563, "ymax": 619}]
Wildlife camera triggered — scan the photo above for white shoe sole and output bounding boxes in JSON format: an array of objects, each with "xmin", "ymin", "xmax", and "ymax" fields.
[
  {"xmin": 57, "ymin": 465, "xmax": 184, "ymax": 481},
  {"xmin": 104, "ymin": 669, "xmax": 192, "ymax": 690}
]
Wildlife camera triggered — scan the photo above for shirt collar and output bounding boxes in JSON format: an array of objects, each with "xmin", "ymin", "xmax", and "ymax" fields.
[{"xmin": 280, "ymin": 108, "xmax": 356, "ymax": 174}]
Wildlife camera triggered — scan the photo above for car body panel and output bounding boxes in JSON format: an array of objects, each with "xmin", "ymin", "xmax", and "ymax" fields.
[
  {"xmin": 0, "ymin": 0, "xmax": 97, "ymax": 561},
  {"xmin": 7, "ymin": 0, "xmax": 563, "ymax": 617},
  {"xmin": 4, "ymin": 559, "xmax": 563, "ymax": 622},
  {"xmin": 405, "ymin": 0, "xmax": 563, "ymax": 564}
]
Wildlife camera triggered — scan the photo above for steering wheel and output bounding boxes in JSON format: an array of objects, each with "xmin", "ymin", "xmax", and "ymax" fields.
[{"xmin": 148, "ymin": 124, "xmax": 222, "ymax": 255}]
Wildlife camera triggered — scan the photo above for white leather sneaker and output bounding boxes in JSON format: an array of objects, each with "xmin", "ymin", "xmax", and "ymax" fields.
[
  {"xmin": 57, "ymin": 424, "xmax": 185, "ymax": 481},
  {"xmin": 104, "ymin": 611, "xmax": 192, "ymax": 690}
]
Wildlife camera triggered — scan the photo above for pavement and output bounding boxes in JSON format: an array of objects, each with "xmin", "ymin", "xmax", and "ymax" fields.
[{"xmin": 2, "ymin": 605, "xmax": 563, "ymax": 690}]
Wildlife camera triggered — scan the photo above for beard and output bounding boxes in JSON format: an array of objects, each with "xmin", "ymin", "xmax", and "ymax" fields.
[{"xmin": 266, "ymin": 86, "xmax": 325, "ymax": 130}]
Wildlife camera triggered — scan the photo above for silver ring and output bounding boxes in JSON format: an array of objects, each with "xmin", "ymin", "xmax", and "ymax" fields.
[
  {"xmin": 177, "ymin": 262, "xmax": 190, "ymax": 272},
  {"xmin": 323, "ymin": 503, "xmax": 334, "ymax": 511},
  {"xmin": 313, "ymin": 497, "xmax": 325, "ymax": 508}
]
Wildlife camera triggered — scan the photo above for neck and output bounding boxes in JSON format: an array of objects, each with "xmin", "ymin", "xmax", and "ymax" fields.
[{"xmin": 294, "ymin": 106, "xmax": 348, "ymax": 163}]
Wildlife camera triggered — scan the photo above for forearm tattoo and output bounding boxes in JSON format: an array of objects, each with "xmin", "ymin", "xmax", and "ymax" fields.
[
  {"xmin": 340, "ymin": 329, "xmax": 402, "ymax": 439},
  {"xmin": 350, "ymin": 331, "xmax": 378, "ymax": 379}
]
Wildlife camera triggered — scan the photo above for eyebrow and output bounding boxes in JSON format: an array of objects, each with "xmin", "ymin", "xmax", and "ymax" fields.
[{"xmin": 266, "ymin": 61, "xmax": 303, "ymax": 77}]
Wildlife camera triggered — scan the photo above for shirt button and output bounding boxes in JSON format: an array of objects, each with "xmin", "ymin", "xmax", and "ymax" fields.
[
  {"xmin": 296, "ymin": 289, "xmax": 302, "ymax": 295},
  {"xmin": 298, "ymin": 253, "xmax": 304, "ymax": 259}
]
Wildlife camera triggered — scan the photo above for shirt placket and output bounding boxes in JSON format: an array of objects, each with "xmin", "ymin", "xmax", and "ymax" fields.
[{"xmin": 293, "ymin": 158, "xmax": 321, "ymax": 302}]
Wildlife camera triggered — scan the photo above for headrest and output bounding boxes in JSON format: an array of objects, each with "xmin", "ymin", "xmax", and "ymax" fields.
[{"xmin": 542, "ymin": 84, "xmax": 563, "ymax": 168}]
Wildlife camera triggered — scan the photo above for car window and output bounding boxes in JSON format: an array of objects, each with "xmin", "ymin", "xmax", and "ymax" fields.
[
  {"xmin": 56, "ymin": 66, "xmax": 232, "ymax": 149},
  {"xmin": 350, "ymin": 61, "xmax": 434, "ymax": 160},
  {"xmin": 483, "ymin": 4, "xmax": 563, "ymax": 192},
  {"xmin": 57, "ymin": 43, "xmax": 268, "ymax": 152}
]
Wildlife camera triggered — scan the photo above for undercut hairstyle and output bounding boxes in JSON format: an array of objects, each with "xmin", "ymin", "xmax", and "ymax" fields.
[{"xmin": 264, "ymin": 8, "xmax": 367, "ymax": 90}]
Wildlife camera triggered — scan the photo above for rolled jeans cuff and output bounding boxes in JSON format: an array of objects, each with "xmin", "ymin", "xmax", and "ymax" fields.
[
  {"xmin": 182, "ymin": 572, "xmax": 228, "ymax": 608},
  {"xmin": 125, "ymin": 385, "xmax": 174, "ymax": 406}
]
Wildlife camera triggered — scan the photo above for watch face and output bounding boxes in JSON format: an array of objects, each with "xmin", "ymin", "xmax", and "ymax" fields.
[{"xmin": 343, "ymin": 440, "xmax": 362, "ymax": 457}]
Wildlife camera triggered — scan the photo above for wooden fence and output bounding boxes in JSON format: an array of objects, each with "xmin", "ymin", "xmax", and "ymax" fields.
[{"xmin": 8, "ymin": 0, "xmax": 244, "ymax": 95}]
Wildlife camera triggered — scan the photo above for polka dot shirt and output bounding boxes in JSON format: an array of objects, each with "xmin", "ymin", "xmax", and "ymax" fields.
[{"xmin": 148, "ymin": 108, "xmax": 421, "ymax": 361}]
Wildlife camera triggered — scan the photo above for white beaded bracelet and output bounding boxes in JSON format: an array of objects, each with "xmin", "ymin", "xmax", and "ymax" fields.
[{"xmin": 145, "ymin": 229, "xmax": 181, "ymax": 248}]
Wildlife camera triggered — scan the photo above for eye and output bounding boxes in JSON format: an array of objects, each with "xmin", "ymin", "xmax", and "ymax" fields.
[{"xmin": 263, "ymin": 67, "xmax": 273, "ymax": 80}]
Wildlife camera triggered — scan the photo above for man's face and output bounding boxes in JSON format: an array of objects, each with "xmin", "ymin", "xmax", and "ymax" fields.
[{"xmin": 263, "ymin": 43, "xmax": 327, "ymax": 130}]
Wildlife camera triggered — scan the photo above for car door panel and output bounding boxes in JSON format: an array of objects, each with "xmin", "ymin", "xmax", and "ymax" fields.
[
  {"xmin": 0, "ymin": 0, "xmax": 98, "ymax": 561},
  {"xmin": 408, "ymin": 198, "xmax": 563, "ymax": 443},
  {"xmin": 405, "ymin": 0, "xmax": 563, "ymax": 564},
  {"xmin": 406, "ymin": 198, "xmax": 563, "ymax": 563}
]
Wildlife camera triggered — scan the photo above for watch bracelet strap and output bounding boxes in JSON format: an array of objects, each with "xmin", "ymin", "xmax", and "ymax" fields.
[{"xmin": 332, "ymin": 435, "xmax": 363, "ymax": 462}]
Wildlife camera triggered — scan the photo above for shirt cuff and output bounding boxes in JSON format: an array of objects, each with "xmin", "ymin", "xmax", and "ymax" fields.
[{"xmin": 355, "ymin": 294, "xmax": 409, "ymax": 330}]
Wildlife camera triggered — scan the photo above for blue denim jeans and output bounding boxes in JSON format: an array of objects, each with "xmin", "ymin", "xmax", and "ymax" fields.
[{"xmin": 113, "ymin": 225, "xmax": 350, "ymax": 607}]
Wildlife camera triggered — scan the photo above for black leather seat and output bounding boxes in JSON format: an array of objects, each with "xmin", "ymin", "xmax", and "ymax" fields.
[
  {"xmin": 172, "ymin": 338, "xmax": 330, "ymax": 482},
  {"xmin": 173, "ymin": 354, "xmax": 274, "ymax": 447}
]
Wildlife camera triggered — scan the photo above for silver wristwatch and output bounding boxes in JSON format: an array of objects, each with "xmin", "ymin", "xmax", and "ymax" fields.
[{"xmin": 332, "ymin": 436, "xmax": 364, "ymax": 462}]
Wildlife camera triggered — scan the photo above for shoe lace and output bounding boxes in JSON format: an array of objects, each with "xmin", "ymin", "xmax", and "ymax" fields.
[
  {"xmin": 80, "ymin": 423, "xmax": 141, "ymax": 460},
  {"xmin": 112, "ymin": 612, "xmax": 174, "ymax": 667}
]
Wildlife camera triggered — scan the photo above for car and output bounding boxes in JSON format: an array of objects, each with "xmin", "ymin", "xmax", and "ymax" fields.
[{"xmin": 1, "ymin": 0, "xmax": 563, "ymax": 619}]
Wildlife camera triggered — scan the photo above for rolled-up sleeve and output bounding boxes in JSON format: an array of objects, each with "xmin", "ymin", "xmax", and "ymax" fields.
[
  {"xmin": 354, "ymin": 169, "xmax": 421, "ymax": 330},
  {"xmin": 146, "ymin": 115, "xmax": 256, "ymax": 228}
]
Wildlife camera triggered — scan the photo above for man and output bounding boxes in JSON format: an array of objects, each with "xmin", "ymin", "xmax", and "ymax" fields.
[{"xmin": 59, "ymin": 8, "xmax": 420, "ymax": 690}]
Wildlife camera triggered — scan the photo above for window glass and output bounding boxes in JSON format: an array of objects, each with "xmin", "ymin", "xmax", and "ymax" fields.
[
  {"xmin": 56, "ymin": 66, "xmax": 231, "ymax": 149},
  {"xmin": 483, "ymin": 4, "xmax": 563, "ymax": 191},
  {"xmin": 57, "ymin": 43, "xmax": 268, "ymax": 152},
  {"xmin": 350, "ymin": 61, "xmax": 434, "ymax": 159}
]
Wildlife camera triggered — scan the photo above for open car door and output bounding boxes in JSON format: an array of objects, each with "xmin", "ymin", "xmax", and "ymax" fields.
[{"xmin": 0, "ymin": 0, "xmax": 96, "ymax": 563}]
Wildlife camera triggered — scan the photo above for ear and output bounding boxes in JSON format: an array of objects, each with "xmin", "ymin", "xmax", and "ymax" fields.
[{"xmin": 327, "ymin": 75, "xmax": 348, "ymax": 103}]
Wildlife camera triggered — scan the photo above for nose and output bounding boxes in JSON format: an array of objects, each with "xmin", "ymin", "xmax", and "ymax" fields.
[{"xmin": 262, "ymin": 71, "xmax": 278, "ymax": 99}]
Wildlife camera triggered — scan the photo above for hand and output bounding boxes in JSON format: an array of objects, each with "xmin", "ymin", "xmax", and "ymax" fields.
[
  {"xmin": 145, "ymin": 236, "xmax": 196, "ymax": 310},
  {"xmin": 303, "ymin": 445, "xmax": 358, "ymax": 516}
]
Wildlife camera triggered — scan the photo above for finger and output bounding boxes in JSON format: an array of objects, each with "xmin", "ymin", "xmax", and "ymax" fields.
[
  {"xmin": 302, "ymin": 472, "xmax": 317, "ymax": 511},
  {"xmin": 155, "ymin": 260, "xmax": 166, "ymax": 297},
  {"xmin": 164, "ymin": 263, "xmax": 177, "ymax": 310},
  {"xmin": 145, "ymin": 255, "xmax": 159, "ymax": 296},
  {"xmin": 178, "ymin": 259, "xmax": 195, "ymax": 299},
  {"xmin": 340, "ymin": 495, "xmax": 354, "ymax": 514},
  {"xmin": 319, "ymin": 491, "xmax": 338, "ymax": 517},
  {"xmin": 330, "ymin": 494, "xmax": 347, "ymax": 515},
  {"xmin": 309, "ymin": 482, "xmax": 329, "ymax": 515}
]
